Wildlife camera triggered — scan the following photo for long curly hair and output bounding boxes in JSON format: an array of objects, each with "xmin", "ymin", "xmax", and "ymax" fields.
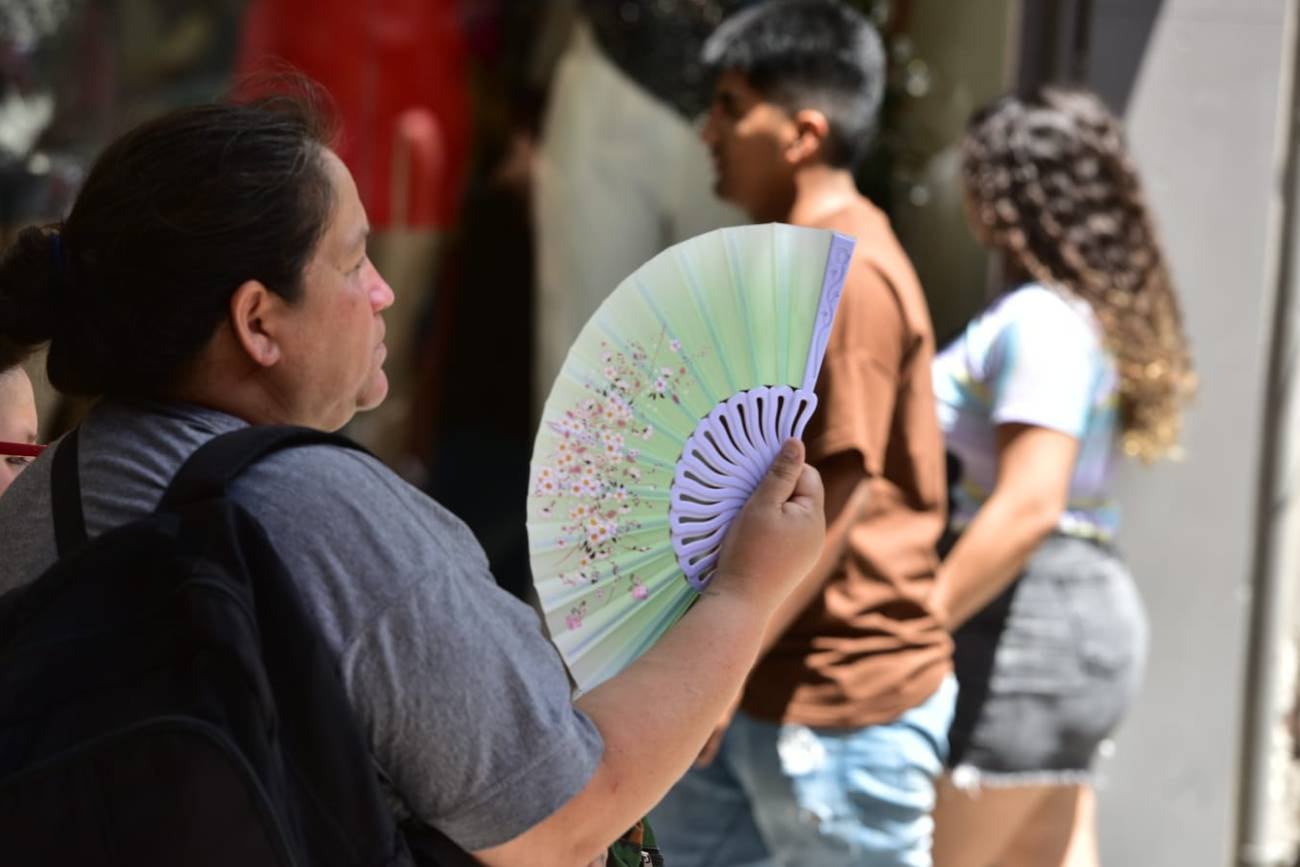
[{"xmin": 961, "ymin": 86, "xmax": 1195, "ymax": 461}]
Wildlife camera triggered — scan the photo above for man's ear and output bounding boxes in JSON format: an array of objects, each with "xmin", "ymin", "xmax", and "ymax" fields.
[
  {"xmin": 787, "ymin": 108, "xmax": 832, "ymax": 165},
  {"xmin": 229, "ymin": 279, "xmax": 285, "ymax": 369}
]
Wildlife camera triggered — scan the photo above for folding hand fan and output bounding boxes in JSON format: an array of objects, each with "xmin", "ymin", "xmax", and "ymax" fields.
[{"xmin": 528, "ymin": 223, "xmax": 855, "ymax": 691}]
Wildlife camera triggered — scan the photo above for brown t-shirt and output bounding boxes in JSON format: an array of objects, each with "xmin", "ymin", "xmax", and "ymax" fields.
[{"xmin": 740, "ymin": 200, "xmax": 952, "ymax": 728}]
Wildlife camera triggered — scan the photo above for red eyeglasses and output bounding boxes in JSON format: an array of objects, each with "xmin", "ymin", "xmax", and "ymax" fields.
[{"xmin": 0, "ymin": 442, "xmax": 45, "ymax": 458}]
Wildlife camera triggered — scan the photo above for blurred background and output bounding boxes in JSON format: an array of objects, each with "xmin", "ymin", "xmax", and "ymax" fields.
[{"xmin": 3, "ymin": 1, "xmax": 1300, "ymax": 864}]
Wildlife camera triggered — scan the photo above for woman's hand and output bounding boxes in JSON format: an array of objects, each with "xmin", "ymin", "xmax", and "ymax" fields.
[{"xmin": 710, "ymin": 438, "xmax": 826, "ymax": 612}]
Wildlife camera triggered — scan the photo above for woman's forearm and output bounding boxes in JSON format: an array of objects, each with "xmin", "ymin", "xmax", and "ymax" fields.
[
  {"xmin": 933, "ymin": 424, "xmax": 1079, "ymax": 630},
  {"xmin": 570, "ymin": 586, "xmax": 774, "ymax": 851},
  {"xmin": 932, "ymin": 488, "xmax": 1059, "ymax": 629},
  {"xmin": 473, "ymin": 581, "xmax": 777, "ymax": 867}
]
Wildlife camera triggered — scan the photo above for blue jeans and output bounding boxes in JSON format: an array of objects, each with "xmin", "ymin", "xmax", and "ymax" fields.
[{"xmin": 650, "ymin": 677, "xmax": 957, "ymax": 867}]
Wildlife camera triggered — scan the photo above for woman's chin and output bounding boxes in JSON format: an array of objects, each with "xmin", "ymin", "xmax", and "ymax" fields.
[{"xmin": 357, "ymin": 370, "xmax": 390, "ymax": 413}]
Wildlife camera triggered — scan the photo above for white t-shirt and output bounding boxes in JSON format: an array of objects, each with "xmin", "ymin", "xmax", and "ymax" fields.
[{"xmin": 932, "ymin": 284, "xmax": 1120, "ymax": 540}]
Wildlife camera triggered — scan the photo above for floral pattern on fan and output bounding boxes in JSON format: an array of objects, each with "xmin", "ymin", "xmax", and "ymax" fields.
[{"xmin": 533, "ymin": 334, "xmax": 698, "ymax": 626}]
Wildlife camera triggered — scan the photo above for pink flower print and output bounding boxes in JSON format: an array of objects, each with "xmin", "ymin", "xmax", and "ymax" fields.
[
  {"xmin": 586, "ymin": 518, "xmax": 609, "ymax": 546},
  {"xmin": 614, "ymin": 487, "xmax": 628, "ymax": 503},
  {"xmin": 568, "ymin": 480, "xmax": 585, "ymax": 497},
  {"xmin": 627, "ymin": 448, "xmax": 640, "ymax": 462},
  {"xmin": 628, "ymin": 467, "xmax": 642, "ymax": 481},
  {"xmin": 602, "ymin": 431, "xmax": 624, "ymax": 455},
  {"xmin": 641, "ymin": 425, "xmax": 654, "ymax": 441},
  {"xmin": 603, "ymin": 366, "xmax": 617, "ymax": 381},
  {"xmin": 654, "ymin": 378, "xmax": 667, "ymax": 395},
  {"xmin": 601, "ymin": 350, "xmax": 613, "ymax": 364},
  {"xmin": 670, "ymin": 339, "xmax": 681, "ymax": 353},
  {"xmin": 569, "ymin": 503, "xmax": 588, "ymax": 521},
  {"xmin": 631, "ymin": 581, "xmax": 649, "ymax": 601},
  {"xmin": 566, "ymin": 607, "xmax": 585, "ymax": 630}
]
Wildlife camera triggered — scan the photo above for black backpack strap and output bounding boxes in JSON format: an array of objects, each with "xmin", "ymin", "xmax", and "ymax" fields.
[
  {"xmin": 51, "ymin": 429, "xmax": 88, "ymax": 556},
  {"xmin": 160, "ymin": 425, "xmax": 372, "ymax": 511}
]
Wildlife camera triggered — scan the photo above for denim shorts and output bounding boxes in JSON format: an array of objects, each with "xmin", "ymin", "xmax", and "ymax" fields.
[
  {"xmin": 947, "ymin": 534, "xmax": 1147, "ymax": 786},
  {"xmin": 650, "ymin": 676, "xmax": 957, "ymax": 867}
]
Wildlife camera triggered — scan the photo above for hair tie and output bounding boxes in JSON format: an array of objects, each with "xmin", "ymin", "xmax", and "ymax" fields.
[{"xmin": 49, "ymin": 232, "xmax": 68, "ymax": 291}]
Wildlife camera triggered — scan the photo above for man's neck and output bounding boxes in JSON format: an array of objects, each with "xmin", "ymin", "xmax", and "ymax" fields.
[{"xmin": 784, "ymin": 164, "xmax": 862, "ymax": 227}]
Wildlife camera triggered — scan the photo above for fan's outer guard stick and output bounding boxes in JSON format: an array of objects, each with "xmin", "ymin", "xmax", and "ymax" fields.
[{"xmin": 801, "ymin": 232, "xmax": 857, "ymax": 393}]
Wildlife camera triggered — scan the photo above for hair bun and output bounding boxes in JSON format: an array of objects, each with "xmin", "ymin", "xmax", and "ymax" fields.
[{"xmin": 0, "ymin": 226, "xmax": 62, "ymax": 357}]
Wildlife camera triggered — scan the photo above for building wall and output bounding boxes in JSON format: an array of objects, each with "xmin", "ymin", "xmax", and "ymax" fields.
[
  {"xmin": 889, "ymin": 0, "xmax": 1019, "ymax": 344},
  {"xmin": 1084, "ymin": 1, "xmax": 1298, "ymax": 863}
]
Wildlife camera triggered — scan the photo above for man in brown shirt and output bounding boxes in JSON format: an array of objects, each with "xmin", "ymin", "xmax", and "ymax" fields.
[{"xmin": 649, "ymin": 2, "xmax": 954, "ymax": 865}]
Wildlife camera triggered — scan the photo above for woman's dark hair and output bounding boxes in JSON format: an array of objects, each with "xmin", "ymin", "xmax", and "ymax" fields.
[
  {"xmin": 0, "ymin": 85, "xmax": 337, "ymax": 398},
  {"xmin": 961, "ymin": 86, "xmax": 1195, "ymax": 462},
  {"xmin": 0, "ymin": 335, "xmax": 25, "ymax": 373},
  {"xmin": 702, "ymin": 0, "xmax": 886, "ymax": 169}
]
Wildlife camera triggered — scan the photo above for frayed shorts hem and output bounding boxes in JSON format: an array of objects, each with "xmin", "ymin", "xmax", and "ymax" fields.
[{"xmin": 949, "ymin": 764, "xmax": 1093, "ymax": 791}]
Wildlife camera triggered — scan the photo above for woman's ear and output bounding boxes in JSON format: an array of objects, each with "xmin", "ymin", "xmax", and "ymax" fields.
[
  {"xmin": 228, "ymin": 279, "xmax": 283, "ymax": 368},
  {"xmin": 788, "ymin": 108, "xmax": 833, "ymax": 165}
]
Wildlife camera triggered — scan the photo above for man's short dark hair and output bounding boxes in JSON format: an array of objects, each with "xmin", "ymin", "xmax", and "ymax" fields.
[{"xmin": 703, "ymin": 0, "xmax": 886, "ymax": 168}]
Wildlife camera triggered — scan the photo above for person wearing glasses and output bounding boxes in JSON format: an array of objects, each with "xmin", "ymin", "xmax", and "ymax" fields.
[{"xmin": 0, "ymin": 352, "xmax": 39, "ymax": 496}]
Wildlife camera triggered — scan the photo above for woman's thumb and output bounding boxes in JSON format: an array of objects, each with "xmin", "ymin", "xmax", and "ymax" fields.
[{"xmin": 752, "ymin": 439, "xmax": 806, "ymax": 506}]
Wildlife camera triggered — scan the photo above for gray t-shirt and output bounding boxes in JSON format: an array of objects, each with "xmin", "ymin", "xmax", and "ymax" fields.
[{"xmin": 0, "ymin": 401, "xmax": 603, "ymax": 851}]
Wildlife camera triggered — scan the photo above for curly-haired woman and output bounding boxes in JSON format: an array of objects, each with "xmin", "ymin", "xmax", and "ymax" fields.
[{"xmin": 929, "ymin": 86, "xmax": 1195, "ymax": 866}]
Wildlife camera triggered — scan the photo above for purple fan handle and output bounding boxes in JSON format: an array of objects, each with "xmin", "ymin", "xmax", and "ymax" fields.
[{"xmin": 670, "ymin": 386, "xmax": 818, "ymax": 591}]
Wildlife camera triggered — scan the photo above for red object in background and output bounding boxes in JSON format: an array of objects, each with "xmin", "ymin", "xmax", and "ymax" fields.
[
  {"xmin": 390, "ymin": 108, "xmax": 445, "ymax": 227},
  {"xmin": 236, "ymin": 0, "xmax": 469, "ymax": 229}
]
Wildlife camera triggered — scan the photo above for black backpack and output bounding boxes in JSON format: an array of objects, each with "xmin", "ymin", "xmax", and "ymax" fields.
[{"xmin": 0, "ymin": 425, "xmax": 475, "ymax": 867}]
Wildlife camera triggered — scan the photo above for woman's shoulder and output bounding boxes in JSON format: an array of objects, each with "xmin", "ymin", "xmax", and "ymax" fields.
[
  {"xmin": 993, "ymin": 283, "xmax": 1097, "ymax": 329},
  {"xmin": 976, "ymin": 283, "xmax": 1102, "ymax": 353},
  {"xmin": 243, "ymin": 443, "xmax": 477, "ymax": 551}
]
